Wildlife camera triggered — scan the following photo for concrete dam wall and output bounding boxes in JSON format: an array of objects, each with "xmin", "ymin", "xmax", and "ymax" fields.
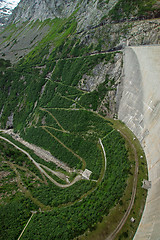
[{"xmin": 118, "ymin": 46, "xmax": 160, "ymax": 240}]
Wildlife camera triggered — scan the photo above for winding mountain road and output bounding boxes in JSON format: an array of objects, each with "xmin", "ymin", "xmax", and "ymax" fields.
[{"xmin": 0, "ymin": 135, "xmax": 82, "ymax": 188}]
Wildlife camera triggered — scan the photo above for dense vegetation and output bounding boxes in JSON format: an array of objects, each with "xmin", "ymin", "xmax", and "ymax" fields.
[
  {"xmin": 0, "ymin": 58, "xmax": 11, "ymax": 70},
  {"xmin": 20, "ymin": 131, "xmax": 130, "ymax": 240},
  {"xmin": 0, "ymin": 46, "xmax": 130, "ymax": 238},
  {"xmin": 0, "ymin": 196, "xmax": 34, "ymax": 240},
  {"xmin": 0, "ymin": 38, "xmax": 131, "ymax": 240},
  {"xmin": 0, "ymin": 51, "xmax": 114, "ymax": 130},
  {"xmin": 0, "ymin": 140, "xmax": 38, "ymax": 240},
  {"xmin": 0, "ymin": 118, "xmax": 131, "ymax": 239}
]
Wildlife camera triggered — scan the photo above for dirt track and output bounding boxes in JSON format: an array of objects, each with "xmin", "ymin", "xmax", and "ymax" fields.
[{"xmin": 0, "ymin": 129, "xmax": 73, "ymax": 173}]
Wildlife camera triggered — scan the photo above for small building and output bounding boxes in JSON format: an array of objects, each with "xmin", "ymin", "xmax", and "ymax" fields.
[
  {"xmin": 82, "ymin": 169, "xmax": 92, "ymax": 180},
  {"xmin": 142, "ymin": 179, "xmax": 151, "ymax": 190}
]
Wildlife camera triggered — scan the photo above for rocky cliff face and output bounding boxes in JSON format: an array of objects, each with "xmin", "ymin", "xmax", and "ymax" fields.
[
  {"xmin": 2, "ymin": 0, "xmax": 160, "ymax": 33},
  {"xmin": 0, "ymin": 0, "xmax": 20, "ymax": 29},
  {"xmin": 9, "ymin": 0, "xmax": 79, "ymax": 23},
  {"xmin": 8, "ymin": 0, "xmax": 118, "ymax": 31}
]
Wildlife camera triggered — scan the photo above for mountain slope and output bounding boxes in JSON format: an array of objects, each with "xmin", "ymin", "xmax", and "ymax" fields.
[
  {"xmin": 0, "ymin": 1, "xmax": 159, "ymax": 240},
  {"xmin": 0, "ymin": 0, "xmax": 159, "ymax": 128},
  {"xmin": 8, "ymin": 0, "xmax": 118, "ymax": 31},
  {"xmin": 8, "ymin": 0, "xmax": 160, "ymax": 30}
]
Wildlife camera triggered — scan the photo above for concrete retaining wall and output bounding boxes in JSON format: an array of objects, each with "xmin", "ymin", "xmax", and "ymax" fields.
[{"xmin": 118, "ymin": 46, "xmax": 160, "ymax": 240}]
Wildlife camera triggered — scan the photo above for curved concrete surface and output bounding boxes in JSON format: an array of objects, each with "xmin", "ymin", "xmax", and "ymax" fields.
[{"xmin": 118, "ymin": 46, "xmax": 160, "ymax": 240}]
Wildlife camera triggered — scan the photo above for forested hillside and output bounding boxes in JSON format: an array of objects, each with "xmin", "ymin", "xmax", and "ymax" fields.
[{"xmin": 0, "ymin": 0, "xmax": 157, "ymax": 239}]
